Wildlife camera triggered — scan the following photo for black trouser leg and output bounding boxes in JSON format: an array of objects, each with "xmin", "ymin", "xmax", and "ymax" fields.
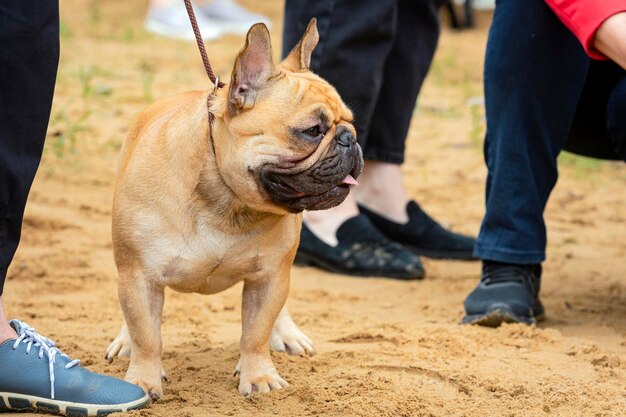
[
  {"xmin": 475, "ymin": 0, "xmax": 626, "ymax": 264},
  {"xmin": 565, "ymin": 61, "xmax": 626, "ymax": 160},
  {"xmin": 366, "ymin": 0, "xmax": 440, "ymax": 164},
  {"xmin": 0, "ymin": 0, "xmax": 60, "ymax": 295},
  {"xmin": 605, "ymin": 72, "xmax": 626, "ymax": 161},
  {"xmin": 282, "ymin": 0, "xmax": 439, "ymax": 164},
  {"xmin": 283, "ymin": 0, "xmax": 397, "ymax": 145},
  {"xmin": 474, "ymin": 0, "xmax": 590, "ymax": 264}
]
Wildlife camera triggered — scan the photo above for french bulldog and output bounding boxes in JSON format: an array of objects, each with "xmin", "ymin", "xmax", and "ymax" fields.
[{"xmin": 104, "ymin": 19, "xmax": 363, "ymax": 399}]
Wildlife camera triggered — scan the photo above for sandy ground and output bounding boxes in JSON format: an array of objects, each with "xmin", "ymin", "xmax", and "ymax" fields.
[{"xmin": 3, "ymin": 1, "xmax": 625, "ymax": 416}]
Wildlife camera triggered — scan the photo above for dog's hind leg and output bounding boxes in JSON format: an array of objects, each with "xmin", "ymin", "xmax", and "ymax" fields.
[
  {"xmin": 270, "ymin": 306, "xmax": 315, "ymax": 356},
  {"xmin": 118, "ymin": 269, "xmax": 166, "ymax": 401}
]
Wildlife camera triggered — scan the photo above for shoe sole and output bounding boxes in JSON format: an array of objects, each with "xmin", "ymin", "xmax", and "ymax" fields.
[
  {"xmin": 294, "ymin": 251, "xmax": 425, "ymax": 280},
  {"xmin": 0, "ymin": 391, "xmax": 150, "ymax": 416},
  {"xmin": 462, "ymin": 308, "xmax": 546, "ymax": 327}
]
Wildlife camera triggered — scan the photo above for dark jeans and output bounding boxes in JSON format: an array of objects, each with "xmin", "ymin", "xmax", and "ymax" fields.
[
  {"xmin": 0, "ymin": 1, "xmax": 60, "ymax": 295},
  {"xmin": 474, "ymin": 0, "xmax": 626, "ymax": 265},
  {"xmin": 283, "ymin": 0, "xmax": 439, "ymax": 164}
]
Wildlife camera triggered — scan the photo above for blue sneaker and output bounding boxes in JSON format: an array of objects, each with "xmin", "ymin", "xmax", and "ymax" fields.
[
  {"xmin": 462, "ymin": 262, "xmax": 545, "ymax": 326},
  {"xmin": 0, "ymin": 320, "xmax": 150, "ymax": 416}
]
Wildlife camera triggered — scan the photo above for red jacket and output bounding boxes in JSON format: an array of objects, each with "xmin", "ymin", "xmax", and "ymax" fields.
[{"xmin": 545, "ymin": 0, "xmax": 626, "ymax": 59}]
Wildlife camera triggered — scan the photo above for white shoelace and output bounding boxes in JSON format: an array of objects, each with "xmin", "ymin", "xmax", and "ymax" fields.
[{"xmin": 10, "ymin": 320, "xmax": 81, "ymax": 399}]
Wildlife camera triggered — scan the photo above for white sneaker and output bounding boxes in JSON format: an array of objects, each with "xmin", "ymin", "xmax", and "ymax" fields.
[
  {"xmin": 199, "ymin": 0, "xmax": 271, "ymax": 35},
  {"xmin": 145, "ymin": 2, "xmax": 223, "ymax": 41}
]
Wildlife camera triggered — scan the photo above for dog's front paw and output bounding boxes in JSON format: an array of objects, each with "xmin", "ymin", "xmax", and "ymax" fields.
[
  {"xmin": 235, "ymin": 355, "xmax": 289, "ymax": 396},
  {"xmin": 238, "ymin": 373, "xmax": 289, "ymax": 396},
  {"xmin": 126, "ymin": 364, "xmax": 165, "ymax": 401},
  {"xmin": 270, "ymin": 317, "xmax": 316, "ymax": 356},
  {"xmin": 128, "ymin": 377, "xmax": 163, "ymax": 401}
]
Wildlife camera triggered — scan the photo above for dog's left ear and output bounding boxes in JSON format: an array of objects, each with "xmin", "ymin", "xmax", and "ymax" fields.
[
  {"xmin": 282, "ymin": 18, "xmax": 319, "ymax": 72},
  {"xmin": 229, "ymin": 23, "xmax": 278, "ymax": 111}
]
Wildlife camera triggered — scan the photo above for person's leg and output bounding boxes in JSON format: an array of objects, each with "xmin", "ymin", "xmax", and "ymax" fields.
[
  {"xmin": 606, "ymin": 73, "xmax": 626, "ymax": 161},
  {"xmin": 356, "ymin": 162, "xmax": 408, "ymax": 222},
  {"xmin": 564, "ymin": 61, "xmax": 625, "ymax": 160},
  {"xmin": 282, "ymin": 0, "xmax": 424, "ymax": 279},
  {"xmin": 283, "ymin": 0, "xmax": 397, "ymax": 146},
  {"xmin": 285, "ymin": 0, "xmax": 441, "ymax": 229},
  {"xmin": 474, "ymin": 0, "xmax": 590, "ymax": 264},
  {"xmin": 464, "ymin": 0, "xmax": 591, "ymax": 326},
  {"xmin": 0, "ymin": 2, "xmax": 150, "ymax": 413},
  {"xmin": 283, "ymin": 0, "xmax": 397, "ymax": 243},
  {"xmin": 0, "ymin": 0, "xmax": 61, "ymax": 343},
  {"xmin": 351, "ymin": 0, "xmax": 475, "ymax": 260},
  {"xmin": 355, "ymin": 0, "xmax": 440, "ymax": 222}
]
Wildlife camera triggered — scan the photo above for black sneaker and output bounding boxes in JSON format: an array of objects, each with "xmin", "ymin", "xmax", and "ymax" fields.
[
  {"xmin": 358, "ymin": 201, "xmax": 477, "ymax": 260},
  {"xmin": 294, "ymin": 215, "xmax": 425, "ymax": 279},
  {"xmin": 462, "ymin": 261, "xmax": 545, "ymax": 327}
]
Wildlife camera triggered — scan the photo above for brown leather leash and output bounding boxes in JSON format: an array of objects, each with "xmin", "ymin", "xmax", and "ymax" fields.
[{"xmin": 182, "ymin": 0, "xmax": 225, "ymax": 125}]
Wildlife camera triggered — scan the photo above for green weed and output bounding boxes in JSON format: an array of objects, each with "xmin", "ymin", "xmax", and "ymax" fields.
[
  {"xmin": 140, "ymin": 61, "xmax": 156, "ymax": 102},
  {"xmin": 89, "ymin": 0, "xmax": 101, "ymax": 25},
  {"xmin": 121, "ymin": 26, "xmax": 134, "ymax": 43},
  {"xmin": 59, "ymin": 20, "xmax": 73, "ymax": 39},
  {"xmin": 49, "ymin": 107, "xmax": 91, "ymax": 158},
  {"xmin": 79, "ymin": 66, "xmax": 115, "ymax": 98},
  {"xmin": 559, "ymin": 152, "xmax": 607, "ymax": 179},
  {"xmin": 79, "ymin": 66, "xmax": 94, "ymax": 98}
]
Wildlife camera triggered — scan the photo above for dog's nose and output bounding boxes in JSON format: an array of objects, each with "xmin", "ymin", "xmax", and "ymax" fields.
[{"xmin": 335, "ymin": 129, "xmax": 355, "ymax": 148}]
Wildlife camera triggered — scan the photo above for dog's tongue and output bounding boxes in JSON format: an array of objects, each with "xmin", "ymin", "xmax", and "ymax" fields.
[{"xmin": 341, "ymin": 175, "xmax": 359, "ymax": 186}]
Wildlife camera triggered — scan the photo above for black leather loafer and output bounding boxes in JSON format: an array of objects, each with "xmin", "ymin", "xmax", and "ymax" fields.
[
  {"xmin": 294, "ymin": 215, "xmax": 425, "ymax": 280},
  {"xmin": 359, "ymin": 201, "xmax": 477, "ymax": 260}
]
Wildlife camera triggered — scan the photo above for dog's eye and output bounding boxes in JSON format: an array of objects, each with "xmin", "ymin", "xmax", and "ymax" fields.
[{"xmin": 302, "ymin": 125, "xmax": 322, "ymax": 138}]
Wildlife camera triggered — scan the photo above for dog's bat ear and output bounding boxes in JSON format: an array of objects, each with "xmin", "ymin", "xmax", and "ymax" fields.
[
  {"xmin": 282, "ymin": 18, "xmax": 319, "ymax": 72},
  {"xmin": 229, "ymin": 23, "xmax": 278, "ymax": 111}
]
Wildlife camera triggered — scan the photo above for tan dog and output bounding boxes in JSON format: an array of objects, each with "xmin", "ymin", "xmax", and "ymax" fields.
[{"xmin": 104, "ymin": 19, "xmax": 363, "ymax": 399}]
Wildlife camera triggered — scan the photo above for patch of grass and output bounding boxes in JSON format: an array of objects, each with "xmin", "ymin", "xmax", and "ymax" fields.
[
  {"xmin": 140, "ymin": 61, "xmax": 156, "ymax": 102},
  {"xmin": 93, "ymin": 84, "xmax": 113, "ymax": 96},
  {"xmin": 78, "ymin": 66, "xmax": 115, "ymax": 98},
  {"xmin": 429, "ymin": 50, "xmax": 457, "ymax": 87},
  {"xmin": 59, "ymin": 20, "xmax": 73, "ymax": 39},
  {"xmin": 48, "ymin": 107, "xmax": 92, "ymax": 158},
  {"xmin": 468, "ymin": 102, "xmax": 484, "ymax": 148},
  {"xmin": 558, "ymin": 151, "xmax": 607, "ymax": 179},
  {"xmin": 101, "ymin": 136, "xmax": 123, "ymax": 152},
  {"xmin": 418, "ymin": 104, "xmax": 462, "ymax": 119},
  {"xmin": 89, "ymin": 0, "xmax": 101, "ymax": 25},
  {"xmin": 121, "ymin": 26, "xmax": 134, "ymax": 43},
  {"xmin": 459, "ymin": 65, "xmax": 485, "ymax": 149},
  {"xmin": 559, "ymin": 152, "xmax": 603, "ymax": 168},
  {"xmin": 142, "ymin": 72, "xmax": 154, "ymax": 102},
  {"xmin": 79, "ymin": 66, "xmax": 94, "ymax": 98}
]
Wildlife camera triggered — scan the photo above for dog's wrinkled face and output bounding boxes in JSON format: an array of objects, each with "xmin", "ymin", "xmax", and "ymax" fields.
[{"xmin": 213, "ymin": 19, "xmax": 363, "ymax": 214}]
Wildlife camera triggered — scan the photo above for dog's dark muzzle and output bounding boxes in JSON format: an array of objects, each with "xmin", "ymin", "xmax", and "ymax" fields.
[{"xmin": 260, "ymin": 131, "xmax": 363, "ymax": 213}]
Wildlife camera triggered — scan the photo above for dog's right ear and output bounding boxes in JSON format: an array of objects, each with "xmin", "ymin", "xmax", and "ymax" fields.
[
  {"xmin": 229, "ymin": 23, "xmax": 278, "ymax": 111},
  {"xmin": 282, "ymin": 18, "xmax": 319, "ymax": 72}
]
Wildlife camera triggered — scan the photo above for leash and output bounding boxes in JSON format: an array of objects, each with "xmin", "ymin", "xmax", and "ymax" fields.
[{"xmin": 182, "ymin": 0, "xmax": 225, "ymax": 125}]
